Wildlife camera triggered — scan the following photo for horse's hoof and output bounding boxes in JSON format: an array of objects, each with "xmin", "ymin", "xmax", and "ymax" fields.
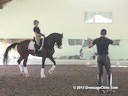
[
  {"xmin": 20, "ymin": 73, "xmax": 24, "ymax": 76},
  {"xmin": 20, "ymin": 71, "xmax": 24, "ymax": 75},
  {"xmin": 41, "ymin": 74, "xmax": 46, "ymax": 78},
  {"xmin": 48, "ymin": 69, "xmax": 54, "ymax": 74},
  {"xmin": 25, "ymin": 74, "xmax": 30, "ymax": 77}
]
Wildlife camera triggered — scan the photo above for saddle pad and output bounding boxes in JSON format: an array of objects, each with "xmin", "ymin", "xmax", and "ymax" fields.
[{"xmin": 28, "ymin": 40, "xmax": 35, "ymax": 50}]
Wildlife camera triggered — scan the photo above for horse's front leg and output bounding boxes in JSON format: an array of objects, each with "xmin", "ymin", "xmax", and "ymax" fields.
[
  {"xmin": 48, "ymin": 56, "xmax": 56, "ymax": 74},
  {"xmin": 41, "ymin": 57, "xmax": 46, "ymax": 78}
]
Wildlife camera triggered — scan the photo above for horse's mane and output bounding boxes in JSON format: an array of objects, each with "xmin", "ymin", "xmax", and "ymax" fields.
[{"xmin": 46, "ymin": 33, "xmax": 61, "ymax": 39}]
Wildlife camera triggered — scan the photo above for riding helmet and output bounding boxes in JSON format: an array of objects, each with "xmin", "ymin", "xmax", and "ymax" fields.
[{"xmin": 33, "ymin": 20, "xmax": 39, "ymax": 25}]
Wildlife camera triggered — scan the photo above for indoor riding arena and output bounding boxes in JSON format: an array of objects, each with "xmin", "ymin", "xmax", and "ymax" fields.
[{"xmin": 0, "ymin": 0, "xmax": 128, "ymax": 96}]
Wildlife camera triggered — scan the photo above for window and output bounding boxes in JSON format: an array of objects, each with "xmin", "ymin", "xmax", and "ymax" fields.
[
  {"xmin": 82, "ymin": 40, "xmax": 88, "ymax": 47},
  {"xmin": 68, "ymin": 39, "xmax": 82, "ymax": 45},
  {"xmin": 84, "ymin": 12, "xmax": 112, "ymax": 24}
]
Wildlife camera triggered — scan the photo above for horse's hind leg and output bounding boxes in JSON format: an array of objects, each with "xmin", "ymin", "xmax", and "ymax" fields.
[
  {"xmin": 17, "ymin": 57, "xmax": 24, "ymax": 75},
  {"xmin": 23, "ymin": 57, "xmax": 29, "ymax": 77}
]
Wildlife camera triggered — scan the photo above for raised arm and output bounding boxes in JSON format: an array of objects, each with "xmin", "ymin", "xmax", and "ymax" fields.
[{"xmin": 112, "ymin": 40, "xmax": 120, "ymax": 45}]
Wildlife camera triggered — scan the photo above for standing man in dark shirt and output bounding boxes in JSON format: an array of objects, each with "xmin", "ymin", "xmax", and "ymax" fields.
[
  {"xmin": 33, "ymin": 20, "xmax": 45, "ymax": 54},
  {"xmin": 88, "ymin": 29, "xmax": 116, "ymax": 88}
]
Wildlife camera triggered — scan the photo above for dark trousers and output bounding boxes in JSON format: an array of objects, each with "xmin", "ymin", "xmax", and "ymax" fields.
[{"xmin": 97, "ymin": 55, "xmax": 112, "ymax": 87}]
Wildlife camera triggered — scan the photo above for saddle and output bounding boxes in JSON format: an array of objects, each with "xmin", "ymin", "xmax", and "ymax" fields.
[{"xmin": 28, "ymin": 37, "xmax": 44, "ymax": 51}]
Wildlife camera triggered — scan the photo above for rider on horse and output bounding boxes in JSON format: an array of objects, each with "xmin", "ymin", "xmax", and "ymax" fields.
[{"xmin": 33, "ymin": 20, "xmax": 45, "ymax": 55}]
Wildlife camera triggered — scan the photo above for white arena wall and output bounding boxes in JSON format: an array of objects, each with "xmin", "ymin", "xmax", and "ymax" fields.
[
  {"xmin": 0, "ymin": 59, "xmax": 128, "ymax": 67},
  {"xmin": 0, "ymin": 38, "xmax": 128, "ymax": 67},
  {"xmin": 0, "ymin": 57, "xmax": 128, "ymax": 67}
]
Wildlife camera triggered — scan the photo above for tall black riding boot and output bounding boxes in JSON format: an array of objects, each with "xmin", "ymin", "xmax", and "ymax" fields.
[{"xmin": 34, "ymin": 46, "xmax": 40, "ymax": 55}]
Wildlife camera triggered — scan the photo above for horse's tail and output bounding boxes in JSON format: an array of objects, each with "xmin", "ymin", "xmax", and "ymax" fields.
[{"xmin": 3, "ymin": 43, "xmax": 18, "ymax": 65}]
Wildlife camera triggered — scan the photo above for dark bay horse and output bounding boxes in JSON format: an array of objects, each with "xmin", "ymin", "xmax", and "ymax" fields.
[{"xmin": 3, "ymin": 33, "xmax": 63, "ymax": 78}]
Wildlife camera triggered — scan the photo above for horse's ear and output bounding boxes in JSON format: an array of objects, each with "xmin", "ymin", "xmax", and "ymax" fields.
[{"xmin": 61, "ymin": 33, "xmax": 63, "ymax": 38}]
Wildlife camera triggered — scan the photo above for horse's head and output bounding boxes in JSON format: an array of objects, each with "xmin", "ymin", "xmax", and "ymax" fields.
[
  {"xmin": 46, "ymin": 33, "xmax": 63, "ymax": 49},
  {"xmin": 55, "ymin": 33, "xmax": 63, "ymax": 48}
]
